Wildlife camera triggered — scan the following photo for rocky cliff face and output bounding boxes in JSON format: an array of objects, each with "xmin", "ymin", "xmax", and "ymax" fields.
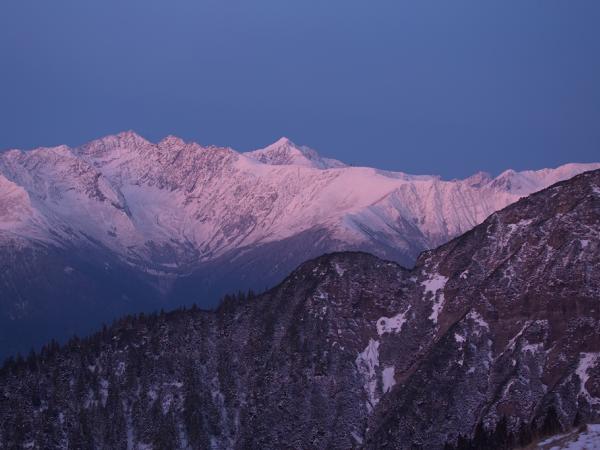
[
  {"xmin": 0, "ymin": 132, "xmax": 598, "ymax": 358},
  {"xmin": 1, "ymin": 169, "xmax": 598, "ymax": 449}
]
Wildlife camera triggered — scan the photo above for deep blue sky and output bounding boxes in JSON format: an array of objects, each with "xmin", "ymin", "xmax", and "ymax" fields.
[{"xmin": 1, "ymin": 1, "xmax": 599, "ymax": 178}]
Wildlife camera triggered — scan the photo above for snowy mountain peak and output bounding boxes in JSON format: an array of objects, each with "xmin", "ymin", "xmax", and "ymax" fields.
[
  {"xmin": 462, "ymin": 171, "xmax": 492, "ymax": 188},
  {"xmin": 78, "ymin": 130, "xmax": 150, "ymax": 156},
  {"xmin": 109, "ymin": 130, "xmax": 150, "ymax": 147},
  {"xmin": 158, "ymin": 135, "xmax": 187, "ymax": 149},
  {"xmin": 245, "ymin": 137, "xmax": 346, "ymax": 169},
  {"xmin": 273, "ymin": 136, "xmax": 295, "ymax": 147},
  {"xmin": 489, "ymin": 162, "xmax": 600, "ymax": 195},
  {"xmin": 116, "ymin": 129, "xmax": 143, "ymax": 139}
]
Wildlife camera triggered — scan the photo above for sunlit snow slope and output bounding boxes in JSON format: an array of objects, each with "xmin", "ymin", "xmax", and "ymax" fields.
[
  {"xmin": 1, "ymin": 131, "xmax": 597, "ymax": 271},
  {"xmin": 0, "ymin": 131, "xmax": 598, "ymax": 357}
]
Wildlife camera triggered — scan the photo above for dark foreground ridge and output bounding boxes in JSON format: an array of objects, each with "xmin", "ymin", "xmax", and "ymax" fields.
[{"xmin": 1, "ymin": 169, "xmax": 600, "ymax": 449}]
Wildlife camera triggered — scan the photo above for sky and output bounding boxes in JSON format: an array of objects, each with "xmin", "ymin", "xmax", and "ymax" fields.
[{"xmin": 1, "ymin": 1, "xmax": 599, "ymax": 179}]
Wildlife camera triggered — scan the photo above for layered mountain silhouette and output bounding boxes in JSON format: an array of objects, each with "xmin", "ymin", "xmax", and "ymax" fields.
[
  {"xmin": 1, "ymin": 167, "xmax": 599, "ymax": 449},
  {"xmin": 0, "ymin": 131, "xmax": 598, "ymax": 357}
]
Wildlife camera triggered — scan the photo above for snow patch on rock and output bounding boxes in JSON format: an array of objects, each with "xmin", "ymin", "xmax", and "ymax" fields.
[
  {"xmin": 356, "ymin": 339, "xmax": 380, "ymax": 411},
  {"xmin": 507, "ymin": 219, "xmax": 533, "ymax": 233},
  {"xmin": 521, "ymin": 341, "xmax": 543, "ymax": 355},
  {"xmin": 576, "ymin": 352, "xmax": 600, "ymax": 405},
  {"xmin": 422, "ymin": 274, "xmax": 448, "ymax": 323},
  {"xmin": 376, "ymin": 307, "xmax": 411, "ymax": 336},
  {"xmin": 422, "ymin": 273, "xmax": 448, "ymax": 295},
  {"xmin": 382, "ymin": 366, "xmax": 396, "ymax": 393},
  {"xmin": 467, "ymin": 311, "xmax": 489, "ymax": 331},
  {"xmin": 537, "ymin": 423, "xmax": 600, "ymax": 449}
]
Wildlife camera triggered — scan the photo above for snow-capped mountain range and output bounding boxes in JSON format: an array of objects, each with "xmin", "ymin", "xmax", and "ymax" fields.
[
  {"xmin": 1, "ymin": 131, "xmax": 597, "ymax": 270},
  {"xmin": 0, "ymin": 131, "xmax": 598, "ymax": 357}
]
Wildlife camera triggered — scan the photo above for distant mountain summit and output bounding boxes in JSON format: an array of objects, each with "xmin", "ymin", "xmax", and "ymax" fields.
[
  {"xmin": 0, "ymin": 131, "xmax": 598, "ymax": 357},
  {"xmin": 244, "ymin": 137, "xmax": 347, "ymax": 169}
]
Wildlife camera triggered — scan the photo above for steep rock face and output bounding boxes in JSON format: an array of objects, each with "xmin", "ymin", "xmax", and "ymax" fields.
[
  {"xmin": 0, "ymin": 169, "xmax": 598, "ymax": 449},
  {"xmin": 0, "ymin": 131, "xmax": 598, "ymax": 357}
]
